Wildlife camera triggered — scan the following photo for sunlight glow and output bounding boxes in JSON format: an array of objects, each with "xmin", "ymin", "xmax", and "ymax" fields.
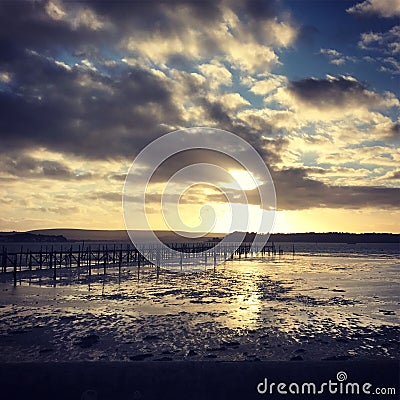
[{"xmin": 227, "ymin": 169, "xmax": 261, "ymax": 190}]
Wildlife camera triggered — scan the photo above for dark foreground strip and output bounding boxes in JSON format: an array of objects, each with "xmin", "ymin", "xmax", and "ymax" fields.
[{"xmin": 0, "ymin": 360, "xmax": 398, "ymax": 400}]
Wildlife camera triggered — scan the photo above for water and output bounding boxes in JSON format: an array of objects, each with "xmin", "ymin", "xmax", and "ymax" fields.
[{"xmin": 0, "ymin": 243, "xmax": 398, "ymax": 362}]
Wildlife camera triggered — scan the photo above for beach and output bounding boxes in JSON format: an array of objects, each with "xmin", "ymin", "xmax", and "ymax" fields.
[{"xmin": 0, "ymin": 244, "xmax": 398, "ymax": 363}]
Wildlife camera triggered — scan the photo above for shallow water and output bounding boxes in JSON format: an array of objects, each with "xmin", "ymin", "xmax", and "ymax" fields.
[{"xmin": 0, "ymin": 251, "xmax": 398, "ymax": 362}]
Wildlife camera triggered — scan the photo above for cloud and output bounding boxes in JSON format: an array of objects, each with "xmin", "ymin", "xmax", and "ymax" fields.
[
  {"xmin": 0, "ymin": 49, "xmax": 182, "ymax": 159},
  {"xmin": 268, "ymin": 168, "xmax": 400, "ymax": 210},
  {"xmin": 317, "ymin": 145, "xmax": 400, "ymax": 168},
  {"xmin": 376, "ymin": 169, "xmax": 400, "ymax": 181},
  {"xmin": 273, "ymin": 75, "xmax": 399, "ymax": 121},
  {"xmin": 98, "ymin": 163, "xmax": 400, "ymax": 211},
  {"xmin": 0, "ymin": 0, "xmax": 297, "ymax": 164},
  {"xmin": 0, "ymin": 154, "xmax": 93, "ymax": 180},
  {"xmin": 89, "ymin": 191, "xmax": 122, "ymax": 202},
  {"xmin": 108, "ymin": 173, "xmax": 127, "ymax": 182},
  {"xmin": 248, "ymin": 73, "xmax": 287, "ymax": 95},
  {"xmin": 218, "ymin": 93, "xmax": 250, "ymax": 110},
  {"xmin": 287, "ymin": 75, "xmax": 393, "ymax": 109},
  {"xmin": 320, "ymin": 48, "xmax": 356, "ymax": 66},
  {"xmin": 369, "ymin": 120, "xmax": 400, "ymax": 140},
  {"xmin": 379, "ymin": 56, "xmax": 400, "ymax": 74},
  {"xmin": 198, "ymin": 61, "xmax": 232, "ymax": 88},
  {"xmin": 45, "ymin": 0, "xmax": 109, "ymax": 31},
  {"xmin": 114, "ymin": 0, "xmax": 297, "ymax": 72},
  {"xmin": 237, "ymin": 108, "xmax": 298, "ymax": 130},
  {"xmin": 347, "ymin": 0, "xmax": 400, "ymax": 18},
  {"xmin": 0, "ymin": 0, "xmax": 399, "ymax": 232},
  {"xmin": 358, "ymin": 25, "xmax": 400, "ymax": 54}
]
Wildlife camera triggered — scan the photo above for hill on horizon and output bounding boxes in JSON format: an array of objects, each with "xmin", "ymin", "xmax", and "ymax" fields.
[
  {"xmin": 27, "ymin": 229, "xmax": 226, "ymax": 242},
  {"xmin": 16, "ymin": 229, "xmax": 400, "ymax": 244}
]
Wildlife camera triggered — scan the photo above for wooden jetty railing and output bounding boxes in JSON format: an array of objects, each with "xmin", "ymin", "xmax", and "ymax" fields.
[{"xmin": 1, "ymin": 242, "xmax": 289, "ymax": 286}]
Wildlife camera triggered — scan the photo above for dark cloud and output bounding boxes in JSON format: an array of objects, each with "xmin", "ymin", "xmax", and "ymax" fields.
[
  {"xmin": 148, "ymin": 149, "xmax": 243, "ymax": 184},
  {"xmin": 383, "ymin": 170, "xmax": 400, "ymax": 180},
  {"xmin": 108, "ymin": 173, "xmax": 127, "ymax": 182},
  {"xmin": 91, "ymin": 0, "xmax": 223, "ymax": 29},
  {"xmin": 270, "ymin": 168, "xmax": 400, "ymax": 210},
  {"xmin": 0, "ymin": 1, "xmax": 106, "ymax": 58},
  {"xmin": 0, "ymin": 0, "xmax": 397, "ymax": 221},
  {"xmin": 29, "ymin": 205, "xmax": 79, "ymax": 214},
  {"xmin": 0, "ymin": 0, "xmax": 292, "ymax": 163},
  {"xmin": 1, "ymin": 154, "xmax": 92, "ymax": 180},
  {"xmin": 235, "ymin": 0, "xmax": 283, "ymax": 20},
  {"xmin": 198, "ymin": 97, "xmax": 286, "ymax": 165},
  {"xmin": 199, "ymin": 167, "xmax": 400, "ymax": 210},
  {"xmin": 0, "ymin": 50, "xmax": 181, "ymax": 159},
  {"xmin": 389, "ymin": 122, "xmax": 400, "ymax": 139},
  {"xmin": 287, "ymin": 76, "xmax": 383, "ymax": 109},
  {"xmin": 99, "ymin": 165, "xmax": 400, "ymax": 210}
]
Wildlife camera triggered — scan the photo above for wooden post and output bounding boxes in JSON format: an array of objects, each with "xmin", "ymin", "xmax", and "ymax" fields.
[
  {"xmin": 39, "ymin": 246, "xmax": 43, "ymax": 270},
  {"xmin": 156, "ymin": 247, "xmax": 161, "ymax": 269},
  {"xmin": 19, "ymin": 246, "xmax": 23, "ymax": 271},
  {"xmin": 118, "ymin": 247, "xmax": 122, "ymax": 274},
  {"xmin": 2, "ymin": 247, "xmax": 6, "ymax": 273},
  {"xmin": 77, "ymin": 245, "xmax": 81, "ymax": 268},
  {"xmin": 53, "ymin": 253, "xmax": 57, "ymax": 282},
  {"xmin": 69, "ymin": 246, "xmax": 73, "ymax": 268},
  {"xmin": 103, "ymin": 247, "xmax": 107, "ymax": 275},
  {"xmin": 81, "ymin": 241, "xmax": 85, "ymax": 265},
  {"xmin": 49, "ymin": 248, "xmax": 53, "ymax": 269},
  {"xmin": 24, "ymin": 251, "xmax": 28, "ymax": 272},
  {"xmin": 137, "ymin": 254, "xmax": 140, "ymax": 281},
  {"xmin": 88, "ymin": 246, "xmax": 92, "ymax": 276},
  {"xmin": 13, "ymin": 254, "xmax": 17, "ymax": 286}
]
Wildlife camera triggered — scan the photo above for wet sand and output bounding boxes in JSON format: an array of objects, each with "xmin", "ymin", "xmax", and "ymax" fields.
[{"xmin": 0, "ymin": 254, "xmax": 398, "ymax": 363}]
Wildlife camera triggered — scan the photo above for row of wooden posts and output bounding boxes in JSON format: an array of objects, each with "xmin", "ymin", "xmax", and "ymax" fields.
[{"xmin": 1, "ymin": 242, "xmax": 291, "ymax": 286}]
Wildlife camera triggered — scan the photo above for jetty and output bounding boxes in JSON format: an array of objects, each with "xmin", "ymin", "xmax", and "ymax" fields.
[{"xmin": 0, "ymin": 242, "xmax": 287, "ymax": 286}]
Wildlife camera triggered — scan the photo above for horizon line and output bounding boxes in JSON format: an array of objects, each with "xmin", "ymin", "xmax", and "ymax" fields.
[{"xmin": 1, "ymin": 229, "xmax": 398, "ymax": 235}]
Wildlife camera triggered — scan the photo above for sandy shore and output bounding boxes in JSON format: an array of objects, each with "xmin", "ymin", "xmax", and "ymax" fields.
[
  {"xmin": 0, "ymin": 255, "xmax": 398, "ymax": 363},
  {"xmin": 0, "ymin": 254, "xmax": 399, "ymax": 399}
]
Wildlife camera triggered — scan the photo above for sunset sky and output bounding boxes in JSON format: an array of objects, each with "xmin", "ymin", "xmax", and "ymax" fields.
[{"xmin": 0, "ymin": 0, "xmax": 399, "ymax": 233}]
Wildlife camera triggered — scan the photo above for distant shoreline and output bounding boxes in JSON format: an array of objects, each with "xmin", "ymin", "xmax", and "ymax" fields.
[{"xmin": 0, "ymin": 229, "xmax": 398, "ymax": 244}]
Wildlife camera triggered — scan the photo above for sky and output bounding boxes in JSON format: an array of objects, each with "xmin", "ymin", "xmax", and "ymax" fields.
[{"xmin": 0, "ymin": 0, "xmax": 399, "ymax": 234}]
